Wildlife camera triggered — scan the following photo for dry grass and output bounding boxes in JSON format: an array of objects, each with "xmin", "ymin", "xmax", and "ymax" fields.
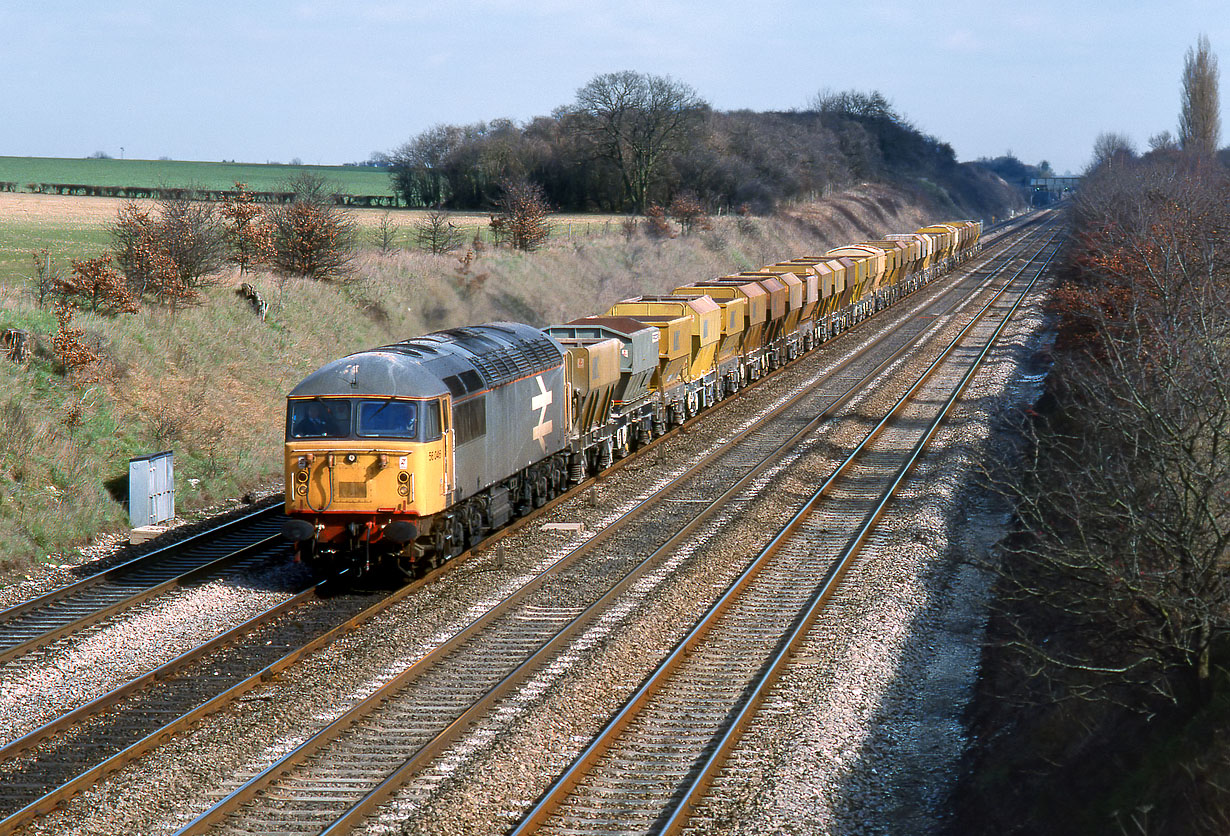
[{"xmin": 0, "ymin": 183, "xmax": 947, "ymax": 582}]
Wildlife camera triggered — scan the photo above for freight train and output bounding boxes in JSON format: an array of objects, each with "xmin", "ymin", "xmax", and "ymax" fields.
[{"xmin": 280, "ymin": 220, "xmax": 982, "ymax": 576}]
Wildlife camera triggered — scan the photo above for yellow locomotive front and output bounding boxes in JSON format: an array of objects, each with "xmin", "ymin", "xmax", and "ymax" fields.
[{"xmin": 282, "ymin": 394, "xmax": 453, "ymax": 570}]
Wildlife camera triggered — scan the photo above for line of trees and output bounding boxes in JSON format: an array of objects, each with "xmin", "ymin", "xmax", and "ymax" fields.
[
  {"xmin": 991, "ymin": 153, "xmax": 1230, "ymax": 712},
  {"xmin": 988, "ymin": 36, "xmax": 1230, "ymax": 715},
  {"xmin": 952, "ymin": 35, "xmax": 1230, "ymax": 835},
  {"xmin": 386, "ymin": 72, "xmax": 1017, "ymax": 216}
]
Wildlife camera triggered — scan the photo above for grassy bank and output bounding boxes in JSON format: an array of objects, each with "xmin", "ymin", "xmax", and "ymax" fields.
[{"xmin": 0, "ymin": 182, "xmax": 974, "ymax": 582}]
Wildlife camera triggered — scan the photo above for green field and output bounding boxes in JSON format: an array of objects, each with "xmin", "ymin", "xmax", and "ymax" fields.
[
  {"xmin": 0, "ymin": 156, "xmax": 395, "ymax": 196},
  {"xmin": 0, "ymin": 223, "xmax": 111, "ymax": 290}
]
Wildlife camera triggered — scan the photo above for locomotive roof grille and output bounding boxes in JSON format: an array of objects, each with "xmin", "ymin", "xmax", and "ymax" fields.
[
  {"xmin": 467, "ymin": 332, "xmax": 563, "ymax": 386},
  {"xmin": 466, "ymin": 338, "xmax": 561, "ymax": 386}
]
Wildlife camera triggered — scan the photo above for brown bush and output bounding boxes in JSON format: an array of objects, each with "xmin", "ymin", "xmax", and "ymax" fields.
[
  {"xmin": 644, "ymin": 204, "xmax": 675, "ymax": 238},
  {"xmin": 489, "ymin": 178, "xmax": 551, "ymax": 251},
  {"xmin": 60, "ymin": 255, "xmax": 138, "ymax": 315},
  {"xmin": 111, "ymin": 198, "xmax": 226, "ymax": 308},
  {"xmin": 266, "ymin": 173, "xmax": 357, "ymax": 280},
  {"xmin": 51, "ymin": 301, "xmax": 98, "ymax": 377},
  {"xmin": 221, "ymin": 182, "xmax": 274, "ymax": 273},
  {"xmin": 668, "ymin": 192, "xmax": 711, "ymax": 234}
]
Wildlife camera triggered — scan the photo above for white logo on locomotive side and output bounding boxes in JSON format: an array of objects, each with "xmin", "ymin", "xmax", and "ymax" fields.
[{"xmin": 531, "ymin": 375, "xmax": 553, "ymax": 449}]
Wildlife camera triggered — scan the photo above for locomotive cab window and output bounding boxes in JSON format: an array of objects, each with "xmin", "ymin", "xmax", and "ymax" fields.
[
  {"xmin": 357, "ymin": 399, "xmax": 418, "ymax": 438},
  {"xmin": 420, "ymin": 399, "xmax": 443, "ymax": 441},
  {"xmin": 288, "ymin": 399, "xmax": 351, "ymax": 439}
]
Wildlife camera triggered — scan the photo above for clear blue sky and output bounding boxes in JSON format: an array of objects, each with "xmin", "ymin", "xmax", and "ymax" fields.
[{"xmin": 2, "ymin": 1, "xmax": 1226, "ymax": 175}]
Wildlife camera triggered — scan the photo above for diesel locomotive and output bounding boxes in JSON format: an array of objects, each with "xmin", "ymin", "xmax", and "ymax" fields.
[{"xmin": 281, "ymin": 220, "xmax": 982, "ymax": 576}]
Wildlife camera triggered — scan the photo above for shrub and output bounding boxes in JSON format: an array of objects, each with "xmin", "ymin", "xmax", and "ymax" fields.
[
  {"xmin": 266, "ymin": 173, "xmax": 357, "ymax": 280},
  {"xmin": 111, "ymin": 198, "xmax": 227, "ymax": 309},
  {"xmin": 221, "ymin": 182, "xmax": 274, "ymax": 273},
  {"xmin": 489, "ymin": 178, "xmax": 552, "ymax": 251},
  {"xmin": 668, "ymin": 192, "xmax": 711, "ymax": 234},
  {"xmin": 644, "ymin": 204, "xmax": 675, "ymax": 238},
  {"xmin": 61, "ymin": 255, "xmax": 138, "ymax": 315},
  {"xmin": 51, "ymin": 301, "xmax": 98, "ymax": 377},
  {"xmin": 414, "ymin": 207, "xmax": 465, "ymax": 254}
]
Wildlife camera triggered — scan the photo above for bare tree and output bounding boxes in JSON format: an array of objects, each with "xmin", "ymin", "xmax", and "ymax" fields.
[
  {"xmin": 569, "ymin": 70, "xmax": 707, "ymax": 213},
  {"xmin": 388, "ymin": 124, "xmax": 463, "ymax": 207},
  {"xmin": 28, "ymin": 249, "xmax": 59, "ymax": 308},
  {"xmin": 110, "ymin": 196, "xmax": 226, "ymax": 307},
  {"xmin": 810, "ymin": 88, "xmax": 900, "ymax": 122},
  {"xmin": 1180, "ymin": 34, "xmax": 1221, "ymax": 155},
  {"xmin": 1148, "ymin": 129, "xmax": 1179, "ymax": 153},
  {"xmin": 1088, "ymin": 131, "xmax": 1136, "ymax": 170},
  {"xmin": 158, "ymin": 195, "xmax": 228, "ymax": 290},
  {"xmin": 989, "ymin": 155, "xmax": 1230, "ymax": 712},
  {"xmin": 373, "ymin": 211, "xmax": 400, "ymax": 254},
  {"xmin": 414, "ymin": 207, "xmax": 465, "ymax": 254}
]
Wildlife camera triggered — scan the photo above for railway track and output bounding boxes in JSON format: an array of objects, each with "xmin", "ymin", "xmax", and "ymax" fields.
[
  {"xmin": 511, "ymin": 227, "xmax": 1062, "ymax": 836},
  {"xmin": 149, "ymin": 216, "xmax": 1061, "ymax": 836},
  {"xmin": 0, "ymin": 504, "xmax": 287, "ymax": 666},
  {"xmin": 0, "ymin": 212, "xmax": 1052, "ymax": 835}
]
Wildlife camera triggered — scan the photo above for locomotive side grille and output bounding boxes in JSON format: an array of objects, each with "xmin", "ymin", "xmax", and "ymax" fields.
[{"xmin": 337, "ymin": 481, "xmax": 367, "ymax": 499}]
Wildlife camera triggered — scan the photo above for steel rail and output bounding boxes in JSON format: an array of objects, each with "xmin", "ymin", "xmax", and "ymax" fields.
[
  {"xmin": 0, "ymin": 532, "xmax": 287, "ymax": 666},
  {"xmin": 0, "ymin": 503, "xmax": 280, "ymax": 624},
  {"xmin": 511, "ymin": 228, "xmax": 1063, "ymax": 836},
  {"xmin": 0, "ymin": 579, "xmax": 330, "ymax": 832},
  {"xmin": 657, "ymin": 229, "xmax": 1064, "ymax": 835}
]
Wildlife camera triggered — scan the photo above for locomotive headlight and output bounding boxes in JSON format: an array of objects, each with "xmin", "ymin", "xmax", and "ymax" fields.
[
  {"xmin": 397, "ymin": 471, "xmax": 411, "ymax": 484},
  {"xmin": 296, "ymin": 484, "xmax": 308, "ymax": 496},
  {"xmin": 296, "ymin": 469, "xmax": 309, "ymax": 483},
  {"xmin": 345, "ymin": 453, "xmax": 358, "ymax": 464},
  {"xmin": 398, "ymin": 485, "xmax": 410, "ymax": 496}
]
